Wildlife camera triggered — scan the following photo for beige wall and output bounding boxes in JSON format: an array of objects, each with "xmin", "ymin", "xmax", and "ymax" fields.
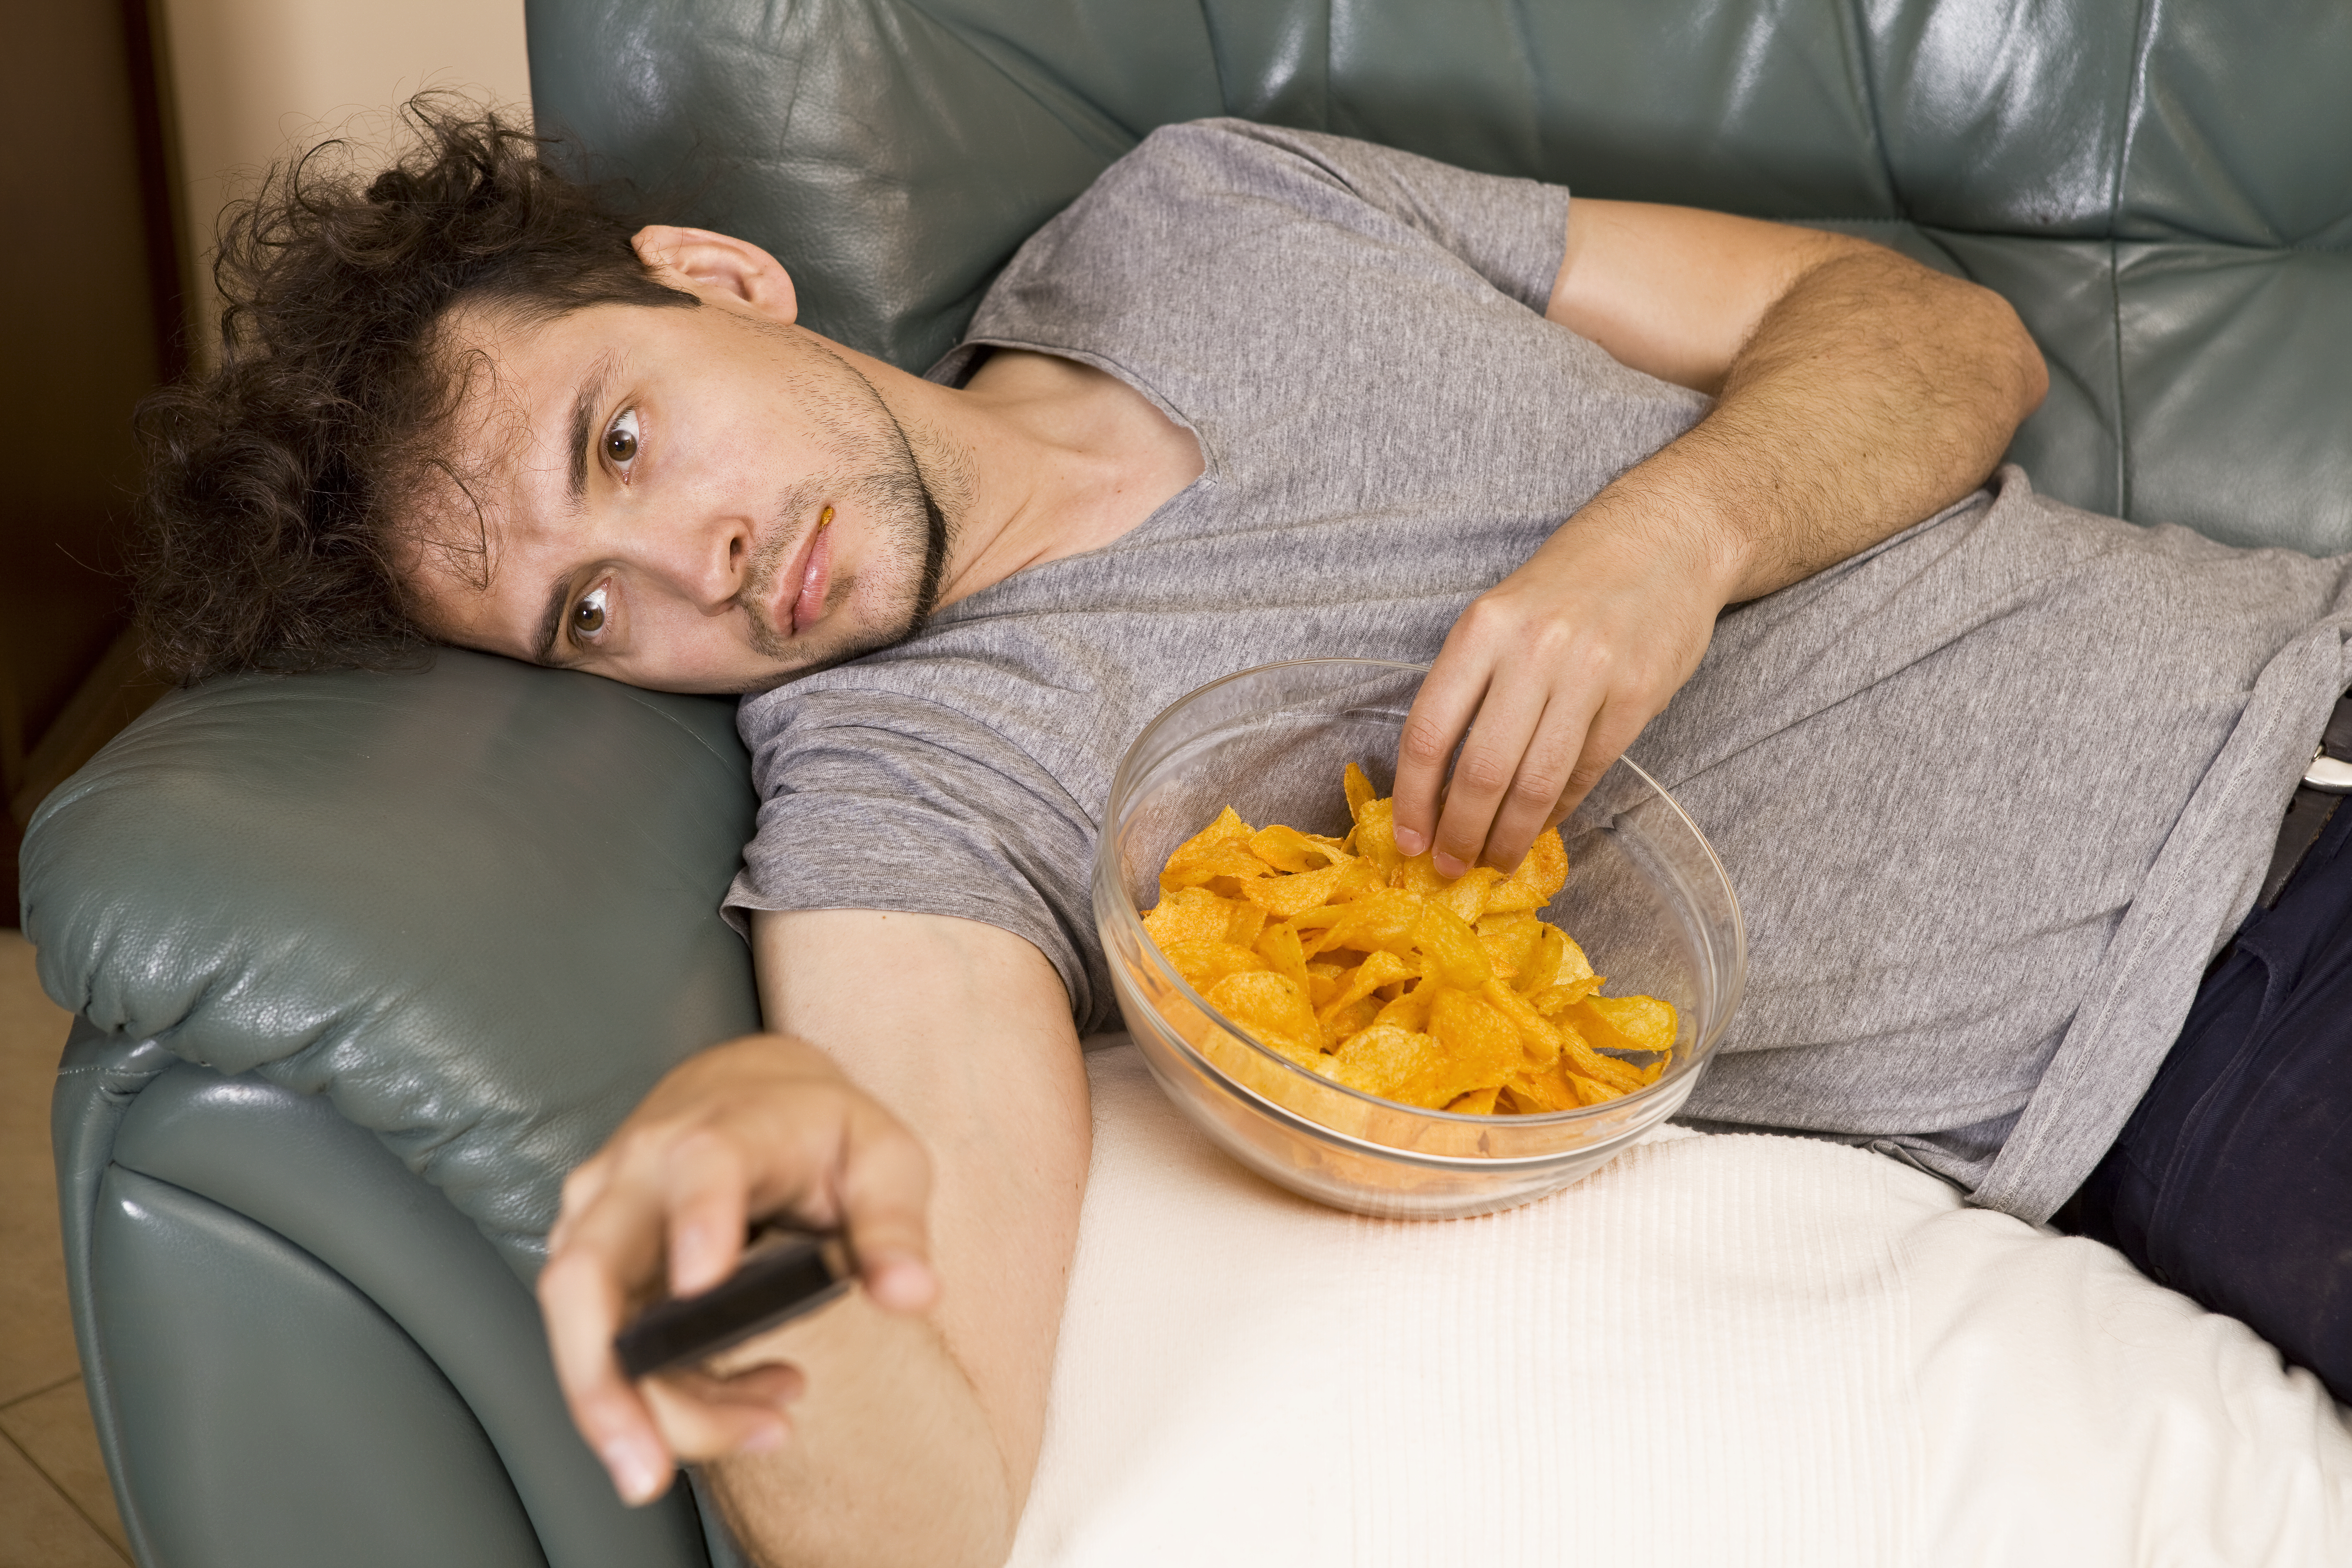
[{"xmin": 159, "ymin": 0, "xmax": 533, "ymax": 356}]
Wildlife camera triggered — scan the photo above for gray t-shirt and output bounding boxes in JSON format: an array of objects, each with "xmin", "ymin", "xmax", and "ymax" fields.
[{"xmin": 733, "ymin": 119, "xmax": 2352, "ymax": 1221}]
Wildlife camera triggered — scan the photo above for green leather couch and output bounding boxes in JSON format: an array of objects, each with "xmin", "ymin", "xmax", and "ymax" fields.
[{"xmin": 28, "ymin": 2, "xmax": 2352, "ymax": 1563}]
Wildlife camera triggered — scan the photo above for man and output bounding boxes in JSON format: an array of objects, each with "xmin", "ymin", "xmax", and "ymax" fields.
[{"xmin": 137, "ymin": 103, "xmax": 2346, "ymax": 1566}]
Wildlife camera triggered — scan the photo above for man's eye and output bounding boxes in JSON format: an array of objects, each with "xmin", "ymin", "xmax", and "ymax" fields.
[
  {"xmin": 603, "ymin": 408, "xmax": 641, "ymax": 465},
  {"xmin": 573, "ymin": 585, "xmax": 610, "ymax": 639}
]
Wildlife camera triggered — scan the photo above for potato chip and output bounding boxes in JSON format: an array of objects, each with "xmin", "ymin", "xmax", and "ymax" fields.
[
  {"xmin": 1511, "ymin": 924, "xmax": 1564, "ymax": 994},
  {"xmin": 1325, "ymin": 1015, "xmax": 1506, "ymax": 1109},
  {"xmin": 1318, "ymin": 949, "xmax": 1418, "ymax": 1023},
  {"xmin": 1320, "ymin": 1023, "xmax": 1441, "ymax": 1099},
  {"xmin": 1240, "ymin": 857, "xmax": 1368, "ymax": 918},
  {"xmin": 1222, "ymin": 900, "xmax": 1269, "ymax": 949},
  {"xmin": 1393, "ymin": 853, "xmax": 1502, "ymax": 924},
  {"xmin": 1426, "ymin": 987, "xmax": 1522, "ymax": 1086},
  {"xmin": 1302, "ymin": 887, "xmax": 1423, "ymax": 960},
  {"xmin": 1141, "ymin": 886, "xmax": 1235, "ymax": 949},
  {"xmin": 1478, "ymin": 977, "xmax": 1564, "ymax": 1071},
  {"xmin": 1411, "ymin": 903, "xmax": 1493, "ymax": 990},
  {"xmin": 1319, "ymin": 994, "xmax": 1385, "ymax": 1050},
  {"xmin": 1527, "ymin": 934, "xmax": 1603, "ymax": 1014},
  {"xmin": 1254, "ymin": 921, "xmax": 1313, "ymax": 995},
  {"xmin": 1202, "ymin": 971, "xmax": 1321, "ymax": 1066},
  {"xmin": 1249, "ymin": 823, "xmax": 1346, "ymax": 873},
  {"xmin": 1566, "ymin": 994, "xmax": 1678, "ymax": 1057},
  {"xmin": 1530, "ymin": 975, "xmax": 1606, "ymax": 1016},
  {"xmin": 1348, "ymin": 796, "xmax": 1407, "ymax": 878},
  {"xmin": 1369, "ymin": 985, "xmax": 1436, "ymax": 1034},
  {"xmin": 1180, "ymin": 804, "xmax": 1252, "ymax": 851},
  {"xmin": 1549, "ymin": 930, "xmax": 1598, "ymax": 990},
  {"xmin": 1499, "ymin": 1060, "xmax": 1582, "ymax": 1114},
  {"xmin": 1485, "ymin": 828, "xmax": 1568, "ymax": 913},
  {"xmin": 1161, "ymin": 841, "xmax": 1277, "ymax": 895},
  {"xmin": 1556, "ymin": 1016, "xmax": 1645, "ymax": 1095},
  {"xmin": 1476, "ymin": 913, "xmax": 1542, "ymax": 982},
  {"xmin": 1158, "ymin": 938, "xmax": 1269, "ymax": 989},
  {"xmin": 1145, "ymin": 765, "xmax": 1678, "ymax": 1118}
]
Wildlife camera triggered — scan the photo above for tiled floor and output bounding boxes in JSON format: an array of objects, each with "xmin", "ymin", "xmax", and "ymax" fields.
[{"xmin": 0, "ymin": 930, "xmax": 130, "ymax": 1565}]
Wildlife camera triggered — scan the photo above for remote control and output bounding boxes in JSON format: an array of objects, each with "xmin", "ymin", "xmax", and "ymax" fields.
[{"xmin": 614, "ymin": 1225, "xmax": 851, "ymax": 1380}]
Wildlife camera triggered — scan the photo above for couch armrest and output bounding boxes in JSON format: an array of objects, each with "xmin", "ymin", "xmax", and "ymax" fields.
[{"xmin": 24, "ymin": 650, "xmax": 761, "ymax": 1278}]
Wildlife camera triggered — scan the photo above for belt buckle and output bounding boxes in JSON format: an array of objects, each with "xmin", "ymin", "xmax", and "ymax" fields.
[
  {"xmin": 2306, "ymin": 747, "xmax": 2352, "ymax": 794},
  {"xmin": 2262, "ymin": 694, "xmax": 2352, "ymax": 908}
]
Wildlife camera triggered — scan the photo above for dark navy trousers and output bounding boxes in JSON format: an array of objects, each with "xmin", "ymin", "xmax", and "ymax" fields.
[{"xmin": 2061, "ymin": 794, "xmax": 2352, "ymax": 1401}]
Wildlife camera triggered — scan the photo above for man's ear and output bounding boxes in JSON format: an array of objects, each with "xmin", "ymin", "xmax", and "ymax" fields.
[{"xmin": 632, "ymin": 226, "xmax": 798, "ymax": 324}]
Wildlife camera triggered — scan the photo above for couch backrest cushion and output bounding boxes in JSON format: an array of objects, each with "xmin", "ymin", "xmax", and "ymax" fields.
[{"xmin": 527, "ymin": 0, "xmax": 2352, "ymax": 552}]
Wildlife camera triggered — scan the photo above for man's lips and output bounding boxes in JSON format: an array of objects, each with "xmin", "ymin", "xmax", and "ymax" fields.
[
  {"xmin": 763, "ymin": 507, "xmax": 830, "ymax": 640},
  {"xmin": 790, "ymin": 515, "xmax": 834, "ymax": 637}
]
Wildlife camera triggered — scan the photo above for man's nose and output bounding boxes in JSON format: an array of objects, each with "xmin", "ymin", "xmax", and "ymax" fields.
[{"xmin": 676, "ymin": 515, "xmax": 752, "ymax": 610}]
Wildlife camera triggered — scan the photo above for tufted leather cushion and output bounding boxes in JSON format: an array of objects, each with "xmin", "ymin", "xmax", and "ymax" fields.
[
  {"xmin": 26, "ymin": 651, "xmax": 761, "ymax": 1275},
  {"xmin": 529, "ymin": 0, "xmax": 2352, "ymax": 552}
]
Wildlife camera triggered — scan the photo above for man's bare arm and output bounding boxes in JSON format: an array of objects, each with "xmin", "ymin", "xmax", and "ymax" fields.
[
  {"xmin": 1393, "ymin": 198, "xmax": 2049, "ymax": 875},
  {"xmin": 1549, "ymin": 199, "xmax": 2048, "ymax": 596},
  {"xmin": 539, "ymin": 909, "xmax": 1089, "ymax": 1568}
]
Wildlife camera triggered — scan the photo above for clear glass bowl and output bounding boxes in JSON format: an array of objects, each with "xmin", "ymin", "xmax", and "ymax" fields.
[{"xmin": 1093, "ymin": 659, "xmax": 1746, "ymax": 1219}]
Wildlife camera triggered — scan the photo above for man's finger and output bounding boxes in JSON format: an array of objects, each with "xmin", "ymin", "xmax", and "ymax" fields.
[
  {"xmin": 538, "ymin": 1227, "xmax": 675, "ymax": 1504},
  {"xmin": 662, "ymin": 1128, "xmax": 752, "ymax": 1297},
  {"xmin": 1429, "ymin": 680, "xmax": 1548, "ymax": 878},
  {"xmin": 640, "ymin": 1363, "xmax": 805, "ymax": 1463},
  {"xmin": 552, "ymin": 1156, "xmax": 615, "ymax": 1251},
  {"xmin": 836, "ymin": 1106, "xmax": 939, "ymax": 1313},
  {"xmin": 1553, "ymin": 696, "xmax": 1653, "ymax": 826},
  {"xmin": 1392, "ymin": 655, "xmax": 1491, "ymax": 858},
  {"xmin": 1478, "ymin": 691, "xmax": 1596, "ymax": 872}
]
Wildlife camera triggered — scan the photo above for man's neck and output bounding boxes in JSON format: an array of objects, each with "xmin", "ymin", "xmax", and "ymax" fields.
[{"xmin": 821, "ymin": 336, "xmax": 1204, "ymax": 609}]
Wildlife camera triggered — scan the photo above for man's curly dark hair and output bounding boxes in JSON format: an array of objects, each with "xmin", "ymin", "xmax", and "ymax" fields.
[{"xmin": 134, "ymin": 97, "xmax": 699, "ymax": 683}]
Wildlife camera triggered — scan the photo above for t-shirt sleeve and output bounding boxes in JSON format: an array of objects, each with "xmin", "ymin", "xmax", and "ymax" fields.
[
  {"xmin": 1184, "ymin": 121, "xmax": 1571, "ymax": 315},
  {"xmin": 728, "ymin": 690, "xmax": 1109, "ymax": 1026}
]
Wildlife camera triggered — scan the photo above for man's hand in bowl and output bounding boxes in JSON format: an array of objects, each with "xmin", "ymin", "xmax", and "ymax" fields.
[
  {"xmin": 1392, "ymin": 198, "xmax": 2046, "ymax": 875},
  {"xmin": 1392, "ymin": 498, "xmax": 1721, "ymax": 878},
  {"xmin": 536, "ymin": 1033, "xmax": 938, "ymax": 1505}
]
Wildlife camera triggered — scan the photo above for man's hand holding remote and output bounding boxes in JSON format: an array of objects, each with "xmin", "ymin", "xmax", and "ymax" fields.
[
  {"xmin": 537, "ymin": 1033, "xmax": 939, "ymax": 1503},
  {"xmin": 539, "ymin": 908, "xmax": 1089, "ymax": 1568}
]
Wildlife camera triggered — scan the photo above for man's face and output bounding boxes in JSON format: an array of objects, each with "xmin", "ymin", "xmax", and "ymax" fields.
[{"xmin": 409, "ymin": 294, "xmax": 946, "ymax": 694}]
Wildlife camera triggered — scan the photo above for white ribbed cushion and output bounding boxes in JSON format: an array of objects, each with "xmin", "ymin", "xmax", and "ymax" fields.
[{"xmin": 1011, "ymin": 1042, "xmax": 2352, "ymax": 1567}]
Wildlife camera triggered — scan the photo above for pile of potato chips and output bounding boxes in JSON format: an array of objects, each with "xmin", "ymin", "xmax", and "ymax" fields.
[{"xmin": 1144, "ymin": 764, "xmax": 1675, "ymax": 1115}]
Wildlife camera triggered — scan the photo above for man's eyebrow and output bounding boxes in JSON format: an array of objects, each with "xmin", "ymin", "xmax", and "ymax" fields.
[
  {"xmin": 567, "ymin": 352, "xmax": 616, "ymax": 508},
  {"xmin": 534, "ymin": 572, "xmax": 578, "ymax": 668}
]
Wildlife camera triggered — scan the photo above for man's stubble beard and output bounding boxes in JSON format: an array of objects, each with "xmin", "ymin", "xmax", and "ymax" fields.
[
  {"xmin": 726, "ymin": 337, "xmax": 962, "ymax": 690},
  {"xmin": 732, "ymin": 467, "xmax": 950, "ymax": 675}
]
